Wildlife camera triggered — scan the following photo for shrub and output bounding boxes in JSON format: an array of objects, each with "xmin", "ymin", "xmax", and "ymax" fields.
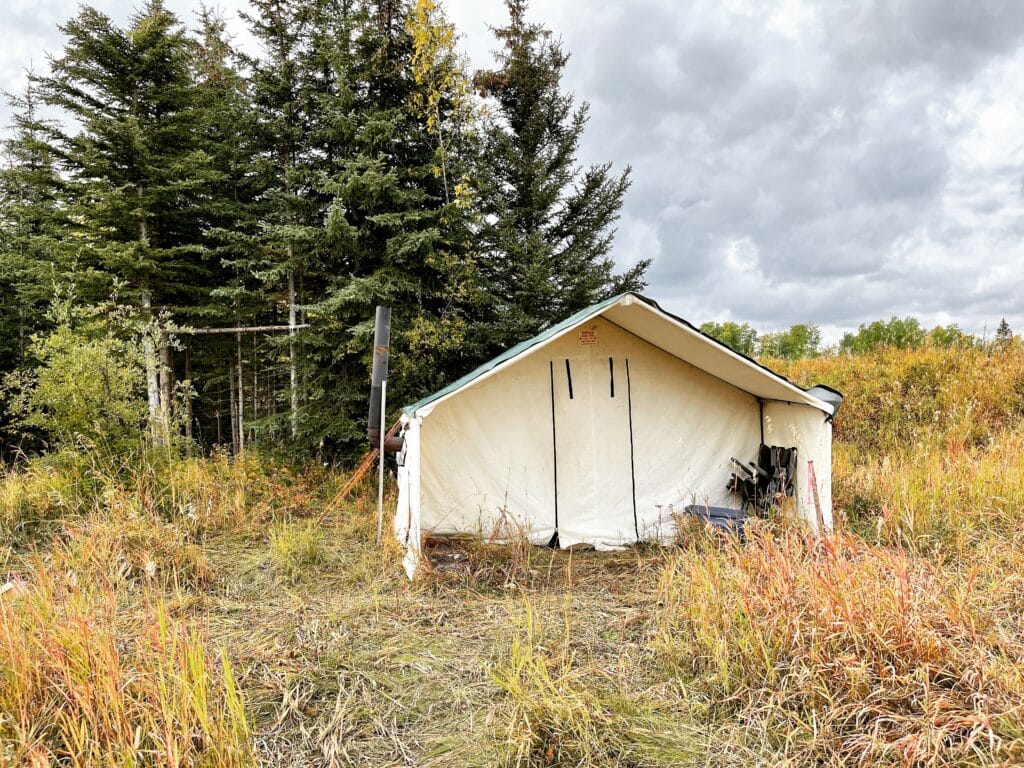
[{"xmin": 5, "ymin": 322, "xmax": 146, "ymax": 454}]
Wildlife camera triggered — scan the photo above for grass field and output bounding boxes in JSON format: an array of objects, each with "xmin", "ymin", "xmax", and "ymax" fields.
[{"xmin": 2, "ymin": 342, "xmax": 1024, "ymax": 767}]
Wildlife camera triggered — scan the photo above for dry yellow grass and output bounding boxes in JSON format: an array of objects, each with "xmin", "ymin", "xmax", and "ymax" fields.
[
  {"xmin": 0, "ymin": 343, "xmax": 1022, "ymax": 766},
  {"xmin": 656, "ymin": 526, "xmax": 1024, "ymax": 766}
]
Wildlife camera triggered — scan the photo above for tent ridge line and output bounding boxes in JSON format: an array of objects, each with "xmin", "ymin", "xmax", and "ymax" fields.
[
  {"xmin": 628, "ymin": 294, "xmax": 824, "ymax": 399},
  {"xmin": 406, "ymin": 292, "xmax": 835, "ymax": 418}
]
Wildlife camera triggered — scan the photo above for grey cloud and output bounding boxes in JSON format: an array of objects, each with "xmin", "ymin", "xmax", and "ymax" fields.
[
  {"xmin": 830, "ymin": 0, "xmax": 1024, "ymax": 77},
  {"xmin": 536, "ymin": 0, "xmax": 1024, "ymax": 336},
  {"xmin": 2, "ymin": 0, "xmax": 1023, "ymax": 339}
]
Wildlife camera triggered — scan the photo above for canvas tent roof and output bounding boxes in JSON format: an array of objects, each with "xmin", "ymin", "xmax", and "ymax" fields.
[{"xmin": 404, "ymin": 292, "xmax": 836, "ymax": 417}]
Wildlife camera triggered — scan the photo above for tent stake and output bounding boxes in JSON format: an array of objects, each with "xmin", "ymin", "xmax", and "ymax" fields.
[{"xmin": 376, "ymin": 378, "xmax": 387, "ymax": 546}]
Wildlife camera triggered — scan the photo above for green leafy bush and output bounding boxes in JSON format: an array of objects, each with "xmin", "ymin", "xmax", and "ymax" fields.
[{"xmin": 6, "ymin": 320, "xmax": 145, "ymax": 454}]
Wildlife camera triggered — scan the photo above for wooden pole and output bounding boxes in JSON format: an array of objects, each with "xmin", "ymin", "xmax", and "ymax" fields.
[
  {"xmin": 178, "ymin": 324, "xmax": 310, "ymax": 335},
  {"xmin": 808, "ymin": 460, "xmax": 825, "ymax": 533}
]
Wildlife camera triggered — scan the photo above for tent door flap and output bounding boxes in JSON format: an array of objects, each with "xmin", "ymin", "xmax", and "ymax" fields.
[{"xmin": 551, "ymin": 354, "xmax": 636, "ymax": 546}]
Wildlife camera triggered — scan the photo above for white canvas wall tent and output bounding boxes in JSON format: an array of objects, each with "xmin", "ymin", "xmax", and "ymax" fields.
[{"xmin": 392, "ymin": 292, "xmax": 842, "ymax": 577}]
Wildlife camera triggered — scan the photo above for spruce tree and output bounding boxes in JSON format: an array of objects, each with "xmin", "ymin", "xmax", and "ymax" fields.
[
  {"xmin": 0, "ymin": 81, "xmax": 68, "ymax": 379},
  {"xmin": 474, "ymin": 0, "xmax": 648, "ymax": 350},
  {"xmin": 996, "ymin": 318, "xmax": 1012, "ymax": 346},
  {"xmin": 189, "ymin": 8, "xmax": 263, "ymax": 445},
  {"xmin": 0, "ymin": 81, "xmax": 69, "ymax": 454},
  {"xmin": 305, "ymin": 0, "xmax": 483, "ymax": 449},
  {"xmin": 38, "ymin": 1, "xmax": 217, "ymax": 429},
  {"xmin": 242, "ymin": 0, "xmax": 331, "ymax": 440}
]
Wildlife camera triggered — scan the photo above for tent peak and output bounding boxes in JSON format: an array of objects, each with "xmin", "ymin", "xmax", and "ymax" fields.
[{"xmin": 403, "ymin": 293, "xmax": 840, "ymax": 417}]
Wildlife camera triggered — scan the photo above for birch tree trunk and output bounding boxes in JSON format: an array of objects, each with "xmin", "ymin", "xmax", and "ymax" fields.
[
  {"xmin": 253, "ymin": 335, "xmax": 258, "ymax": 421},
  {"xmin": 141, "ymin": 291, "xmax": 161, "ymax": 430},
  {"xmin": 184, "ymin": 344, "xmax": 193, "ymax": 446},
  {"xmin": 138, "ymin": 173, "xmax": 162, "ymax": 439}
]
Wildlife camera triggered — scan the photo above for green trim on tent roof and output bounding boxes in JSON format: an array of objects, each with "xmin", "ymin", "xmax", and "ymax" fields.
[{"xmin": 402, "ymin": 292, "xmax": 835, "ymax": 416}]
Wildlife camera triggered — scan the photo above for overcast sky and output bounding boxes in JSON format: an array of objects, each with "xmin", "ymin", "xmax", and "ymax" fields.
[{"xmin": 2, "ymin": 0, "xmax": 1022, "ymax": 342}]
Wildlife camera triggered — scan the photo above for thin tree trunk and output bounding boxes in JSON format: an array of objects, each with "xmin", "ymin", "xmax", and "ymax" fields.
[
  {"xmin": 184, "ymin": 344, "xmax": 193, "ymax": 448},
  {"xmin": 228, "ymin": 365, "xmax": 238, "ymax": 454},
  {"xmin": 253, "ymin": 334, "xmax": 258, "ymax": 421},
  {"xmin": 270, "ymin": 366, "xmax": 277, "ymax": 415},
  {"xmin": 288, "ymin": 262, "xmax": 298, "ymax": 438},
  {"xmin": 138, "ymin": 175, "xmax": 161, "ymax": 438},
  {"xmin": 141, "ymin": 291, "xmax": 161, "ymax": 430},
  {"xmin": 159, "ymin": 333, "xmax": 172, "ymax": 436},
  {"xmin": 236, "ymin": 331, "xmax": 245, "ymax": 453}
]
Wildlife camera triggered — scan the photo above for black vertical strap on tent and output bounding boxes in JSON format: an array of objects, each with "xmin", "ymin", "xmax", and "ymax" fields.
[
  {"xmin": 625, "ymin": 358, "xmax": 639, "ymax": 540},
  {"xmin": 759, "ymin": 399, "xmax": 765, "ymax": 444},
  {"xmin": 548, "ymin": 361, "xmax": 559, "ymax": 548},
  {"xmin": 608, "ymin": 357, "xmax": 615, "ymax": 397},
  {"xmin": 564, "ymin": 359, "xmax": 574, "ymax": 399}
]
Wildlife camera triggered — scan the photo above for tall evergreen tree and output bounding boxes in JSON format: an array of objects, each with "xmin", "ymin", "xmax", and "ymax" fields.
[
  {"xmin": 37, "ymin": 1, "xmax": 217, "ymax": 429},
  {"xmin": 304, "ymin": 0, "xmax": 483, "ymax": 449},
  {"xmin": 187, "ymin": 8, "xmax": 263, "ymax": 445},
  {"xmin": 0, "ymin": 81, "xmax": 68, "ymax": 378},
  {"xmin": 242, "ymin": 0, "xmax": 332, "ymax": 440},
  {"xmin": 0, "ymin": 81, "xmax": 70, "ymax": 455},
  {"xmin": 473, "ymin": 0, "xmax": 648, "ymax": 350}
]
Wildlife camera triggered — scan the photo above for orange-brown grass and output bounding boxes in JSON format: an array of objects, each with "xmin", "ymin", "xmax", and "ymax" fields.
[
  {"xmin": 0, "ymin": 448, "xmax": 320, "ymax": 545},
  {"xmin": 490, "ymin": 598, "xmax": 702, "ymax": 767},
  {"xmin": 0, "ymin": 562, "xmax": 253, "ymax": 767},
  {"xmin": 656, "ymin": 525, "xmax": 1024, "ymax": 766}
]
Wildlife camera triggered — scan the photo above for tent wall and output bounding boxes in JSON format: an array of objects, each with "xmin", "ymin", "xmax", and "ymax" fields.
[
  {"xmin": 394, "ymin": 416, "xmax": 422, "ymax": 577},
  {"xmin": 415, "ymin": 339, "xmax": 558, "ymax": 545},
  {"xmin": 412, "ymin": 317, "xmax": 785, "ymax": 548},
  {"xmin": 761, "ymin": 401, "xmax": 834, "ymax": 529}
]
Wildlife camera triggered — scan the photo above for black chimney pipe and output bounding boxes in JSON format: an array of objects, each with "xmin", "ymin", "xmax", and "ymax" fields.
[{"xmin": 368, "ymin": 306, "xmax": 404, "ymax": 452}]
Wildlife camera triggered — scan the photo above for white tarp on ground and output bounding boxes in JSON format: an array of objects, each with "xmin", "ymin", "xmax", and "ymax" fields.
[{"xmin": 396, "ymin": 293, "xmax": 836, "ymax": 570}]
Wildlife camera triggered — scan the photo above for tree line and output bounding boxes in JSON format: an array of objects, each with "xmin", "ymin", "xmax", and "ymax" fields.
[
  {"xmin": 0, "ymin": 0, "xmax": 647, "ymax": 459},
  {"xmin": 701, "ymin": 316, "xmax": 1015, "ymax": 360}
]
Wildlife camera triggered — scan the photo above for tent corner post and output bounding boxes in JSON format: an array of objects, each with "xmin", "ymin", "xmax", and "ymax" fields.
[{"xmin": 376, "ymin": 379, "xmax": 387, "ymax": 547}]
